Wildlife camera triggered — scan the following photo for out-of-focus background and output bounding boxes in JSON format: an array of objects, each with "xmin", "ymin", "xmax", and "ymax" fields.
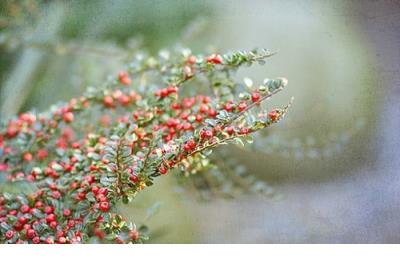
[{"xmin": 1, "ymin": 0, "xmax": 399, "ymax": 243}]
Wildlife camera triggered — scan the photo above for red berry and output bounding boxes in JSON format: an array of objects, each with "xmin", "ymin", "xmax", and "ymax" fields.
[
  {"xmin": 35, "ymin": 201, "xmax": 43, "ymax": 209},
  {"xmin": 20, "ymin": 204, "xmax": 30, "ymax": 214},
  {"xmin": 268, "ymin": 110, "xmax": 279, "ymax": 121},
  {"xmin": 200, "ymin": 130, "xmax": 213, "ymax": 139},
  {"xmin": 23, "ymin": 152, "xmax": 33, "ymax": 161},
  {"xmin": 63, "ymin": 112, "xmax": 74, "ymax": 123},
  {"xmin": 224, "ymin": 103, "xmax": 233, "ymax": 112},
  {"xmin": 118, "ymin": 71, "xmax": 131, "ymax": 86},
  {"xmin": 238, "ymin": 102, "xmax": 247, "ymax": 112},
  {"xmin": 49, "ymin": 221, "xmax": 57, "ymax": 229},
  {"xmin": 208, "ymin": 108, "xmax": 217, "ymax": 118},
  {"xmin": 187, "ymin": 55, "xmax": 197, "ymax": 65},
  {"xmin": 44, "ymin": 206, "xmax": 53, "ymax": 214},
  {"xmin": 118, "ymin": 95, "xmax": 131, "ymax": 106},
  {"xmin": 46, "ymin": 214, "xmax": 56, "ymax": 223},
  {"xmin": 129, "ymin": 230, "xmax": 139, "ymax": 241},
  {"xmin": 206, "ymin": 54, "xmax": 223, "ymax": 64},
  {"xmin": 167, "ymin": 86, "xmax": 178, "ymax": 94},
  {"xmin": 45, "ymin": 237, "xmax": 54, "ymax": 244},
  {"xmin": 98, "ymin": 188, "xmax": 108, "ymax": 196},
  {"xmin": 130, "ymin": 175, "xmax": 139, "ymax": 183},
  {"xmin": 5, "ymin": 230, "xmax": 14, "ymax": 239},
  {"xmin": 32, "ymin": 236, "xmax": 40, "ymax": 244},
  {"xmin": 103, "ymin": 96, "xmax": 114, "ymax": 108},
  {"xmin": 159, "ymin": 166, "xmax": 168, "ymax": 175},
  {"xmin": 91, "ymin": 186, "xmax": 99, "ymax": 195},
  {"xmin": 58, "ymin": 236, "xmax": 67, "ymax": 244},
  {"xmin": 226, "ymin": 126, "xmax": 235, "ymax": 135},
  {"xmin": 240, "ymin": 127, "xmax": 250, "ymax": 135},
  {"xmin": 251, "ymin": 92, "xmax": 261, "ymax": 102},
  {"xmin": 52, "ymin": 191, "xmax": 61, "ymax": 199},
  {"xmin": 99, "ymin": 201, "xmax": 110, "ymax": 212},
  {"xmin": 37, "ymin": 149, "xmax": 48, "ymax": 160},
  {"xmin": 26, "ymin": 229, "xmax": 36, "ymax": 239},
  {"xmin": 18, "ymin": 216, "xmax": 27, "ymax": 224},
  {"xmin": 195, "ymin": 114, "xmax": 203, "ymax": 122},
  {"xmin": 63, "ymin": 209, "xmax": 71, "ymax": 217},
  {"xmin": 160, "ymin": 88, "xmax": 169, "ymax": 97}
]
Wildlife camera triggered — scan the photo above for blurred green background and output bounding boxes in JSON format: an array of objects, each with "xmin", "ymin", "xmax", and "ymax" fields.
[{"xmin": 1, "ymin": 0, "xmax": 398, "ymax": 243}]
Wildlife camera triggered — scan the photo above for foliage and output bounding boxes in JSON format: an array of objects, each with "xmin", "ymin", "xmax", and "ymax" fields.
[{"xmin": 0, "ymin": 46, "xmax": 291, "ymax": 243}]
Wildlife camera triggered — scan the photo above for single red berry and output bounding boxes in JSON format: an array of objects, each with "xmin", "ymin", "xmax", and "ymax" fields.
[
  {"xmin": 62, "ymin": 112, "xmax": 74, "ymax": 123},
  {"xmin": 130, "ymin": 175, "xmax": 139, "ymax": 183},
  {"xmin": 35, "ymin": 201, "xmax": 43, "ymax": 209},
  {"xmin": 98, "ymin": 188, "xmax": 108, "ymax": 196},
  {"xmin": 268, "ymin": 110, "xmax": 279, "ymax": 121},
  {"xmin": 160, "ymin": 88, "xmax": 169, "ymax": 98},
  {"xmin": 23, "ymin": 152, "xmax": 33, "ymax": 161},
  {"xmin": 251, "ymin": 92, "xmax": 261, "ymax": 102},
  {"xmin": 18, "ymin": 216, "xmax": 27, "ymax": 224},
  {"xmin": 129, "ymin": 230, "xmax": 139, "ymax": 241},
  {"xmin": 63, "ymin": 209, "xmax": 71, "ymax": 217},
  {"xmin": 103, "ymin": 95, "xmax": 114, "ymax": 108},
  {"xmin": 99, "ymin": 201, "xmax": 110, "ymax": 212},
  {"xmin": 187, "ymin": 55, "xmax": 197, "ymax": 65},
  {"xmin": 32, "ymin": 236, "xmax": 40, "ymax": 244},
  {"xmin": 44, "ymin": 206, "xmax": 53, "ymax": 214},
  {"xmin": 26, "ymin": 229, "xmax": 36, "ymax": 239},
  {"xmin": 240, "ymin": 127, "xmax": 250, "ymax": 135},
  {"xmin": 195, "ymin": 114, "xmax": 203, "ymax": 123},
  {"xmin": 46, "ymin": 213, "xmax": 56, "ymax": 223},
  {"xmin": 225, "ymin": 127, "xmax": 235, "ymax": 135},
  {"xmin": 208, "ymin": 108, "xmax": 217, "ymax": 118},
  {"xmin": 20, "ymin": 204, "xmax": 30, "ymax": 214},
  {"xmin": 118, "ymin": 95, "xmax": 131, "ymax": 106},
  {"xmin": 45, "ymin": 237, "xmax": 54, "ymax": 244},
  {"xmin": 58, "ymin": 236, "xmax": 67, "ymax": 244},
  {"xmin": 238, "ymin": 102, "xmax": 247, "ymax": 112},
  {"xmin": 159, "ymin": 166, "xmax": 168, "ymax": 175},
  {"xmin": 37, "ymin": 149, "xmax": 48, "ymax": 161},
  {"xmin": 52, "ymin": 191, "xmax": 61, "ymax": 199},
  {"xmin": 5, "ymin": 230, "xmax": 14, "ymax": 239},
  {"xmin": 91, "ymin": 186, "xmax": 99, "ymax": 195},
  {"xmin": 49, "ymin": 221, "xmax": 57, "ymax": 229}
]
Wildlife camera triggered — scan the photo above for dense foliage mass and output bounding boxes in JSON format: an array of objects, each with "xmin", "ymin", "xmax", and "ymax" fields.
[{"xmin": 0, "ymin": 48, "xmax": 291, "ymax": 243}]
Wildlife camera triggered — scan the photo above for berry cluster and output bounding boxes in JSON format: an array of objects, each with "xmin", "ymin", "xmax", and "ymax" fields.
[{"xmin": 0, "ymin": 48, "xmax": 291, "ymax": 243}]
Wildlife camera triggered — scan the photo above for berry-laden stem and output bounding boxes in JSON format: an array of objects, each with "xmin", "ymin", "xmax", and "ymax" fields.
[{"xmin": 0, "ymin": 48, "xmax": 291, "ymax": 244}]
